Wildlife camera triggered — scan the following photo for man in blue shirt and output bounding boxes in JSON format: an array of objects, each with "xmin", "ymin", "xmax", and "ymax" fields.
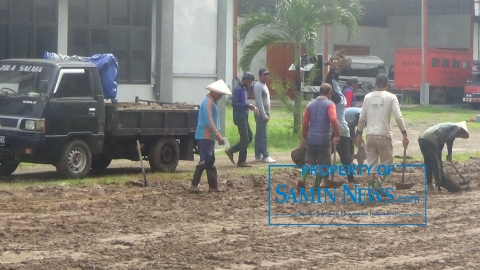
[
  {"xmin": 345, "ymin": 107, "xmax": 362, "ymax": 158},
  {"xmin": 190, "ymin": 79, "xmax": 231, "ymax": 193},
  {"xmin": 225, "ymin": 72, "xmax": 259, "ymax": 167}
]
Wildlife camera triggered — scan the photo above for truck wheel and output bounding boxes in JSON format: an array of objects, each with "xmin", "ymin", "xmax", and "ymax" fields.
[
  {"xmin": 91, "ymin": 155, "xmax": 112, "ymax": 170},
  {"xmin": 149, "ymin": 137, "xmax": 180, "ymax": 173},
  {"xmin": 56, "ymin": 139, "xmax": 92, "ymax": 179},
  {"xmin": 0, "ymin": 161, "xmax": 20, "ymax": 176}
]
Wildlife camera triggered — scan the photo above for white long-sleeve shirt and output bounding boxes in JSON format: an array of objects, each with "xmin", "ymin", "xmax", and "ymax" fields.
[{"xmin": 357, "ymin": 90, "xmax": 407, "ymax": 139}]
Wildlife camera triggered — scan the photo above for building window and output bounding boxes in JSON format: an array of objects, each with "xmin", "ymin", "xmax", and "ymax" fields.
[
  {"xmin": 358, "ymin": 0, "xmax": 388, "ymax": 27},
  {"xmin": 442, "ymin": 59, "xmax": 450, "ymax": 68},
  {"xmin": 68, "ymin": 0, "xmax": 152, "ymax": 84},
  {"xmin": 238, "ymin": 0, "xmax": 276, "ymax": 16},
  {"xmin": 453, "ymin": 60, "xmax": 460, "ymax": 69},
  {"xmin": 431, "ymin": 58, "xmax": 439, "ymax": 67},
  {"xmin": 463, "ymin": 61, "xmax": 470, "ymax": 69},
  {"xmin": 0, "ymin": 0, "xmax": 58, "ymax": 60}
]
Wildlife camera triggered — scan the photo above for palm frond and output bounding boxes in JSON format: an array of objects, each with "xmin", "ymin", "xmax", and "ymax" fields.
[
  {"xmin": 238, "ymin": 32, "xmax": 291, "ymax": 73},
  {"xmin": 237, "ymin": 13, "xmax": 277, "ymax": 46}
]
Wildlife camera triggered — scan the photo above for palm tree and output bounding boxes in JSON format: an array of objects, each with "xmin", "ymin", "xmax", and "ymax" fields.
[{"xmin": 237, "ymin": 0, "xmax": 364, "ymax": 134}]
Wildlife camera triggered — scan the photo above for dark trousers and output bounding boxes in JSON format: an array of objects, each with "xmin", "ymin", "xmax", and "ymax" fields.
[
  {"xmin": 418, "ymin": 138, "xmax": 444, "ymax": 185},
  {"xmin": 230, "ymin": 118, "xmax": 253, "ymax": 163},
  {"xmin": 197, "ymin": 139, "xmax": 216, "ymax": 169},
  {"xmin": 255, "ymin": 114, "xmax": 269, "ymax": 158},
  {"xmin": 348, "ymin": 123, "xmax": 356, "ymax": 157},
  {"xmin": 192, "ymin": 139, "xmax": 217, "ymax": 188},
  {"xmin": 332, "ymin": 135, "xmax": 355, "ymax": 183}
]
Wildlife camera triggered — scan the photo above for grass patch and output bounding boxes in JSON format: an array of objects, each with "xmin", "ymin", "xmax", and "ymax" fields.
[
  {"xmin": 401, "ymin": 105, "xmax": 480, "ymax": 130},
  {"xmin": 224, "ymin": 102, "xmax": 306, "ymax": 152}
]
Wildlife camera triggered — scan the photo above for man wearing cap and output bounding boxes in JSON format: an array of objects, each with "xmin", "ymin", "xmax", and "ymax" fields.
[
  {"xmin": 418, "ymin": 122, "xmax": 469, "ymax": 192},
  {"xmin": 225, "ymin": 72, "xmax": 259, "ymax": 167},
  {"xmin": 299, "ymin": 83, "xmax": 341, "ymax": 189},
  {"xmin": 189, "ymin": 80, "xmax": 230, "ymax": 193},
  {"xmin": 253, "ymin": 67, "xmax": 276, "ymax": 163},
  {"xmin": 343, "ymin": 77, "xmax": 359, "ymax": 108},
  {"xmin": 355, "ymin": 73, "xmax": 409, "ymax": 190}
]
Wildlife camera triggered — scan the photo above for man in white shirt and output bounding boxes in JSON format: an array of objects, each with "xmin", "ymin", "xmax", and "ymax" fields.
[{"xmin": 355, "ymin": 73, "xmax": 409, "ymax": 190}]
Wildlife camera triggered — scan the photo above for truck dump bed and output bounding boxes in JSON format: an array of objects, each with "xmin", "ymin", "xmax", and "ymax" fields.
[{"xmin": 105, "ymin": 101, "xmax": 199, "ymax": 137}]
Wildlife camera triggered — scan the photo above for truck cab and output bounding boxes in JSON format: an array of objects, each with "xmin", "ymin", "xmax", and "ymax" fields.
[
  {"xmin": 0, "ymin": 59, "xmax": 105, "ymax": 177},
  {"xmin": 463, "ymin": 62, "xmax": 480, "ymax": 107},
  {"xmin": 291, "ymin": 54, "xmax": 387, "ymax": 101},
  {"xmin": 0, "ymin": 58, "xmax": 198, "ymax": 179}
]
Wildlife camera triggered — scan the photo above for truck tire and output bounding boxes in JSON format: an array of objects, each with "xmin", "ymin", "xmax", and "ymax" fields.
[
  {"xmin": 149, "ymin": 137, "xmax": 180, "ymax": 173},
  {"xmin": 0, "ymin": 161, "xmax": 20, "ymax": 176},
  {"xmin": 56, "ymin": 139, "xmax": 92, "ymax": 179},
  {"xmin": 91, "ymin": 155, "xmax": 112, "ymax": 170}
]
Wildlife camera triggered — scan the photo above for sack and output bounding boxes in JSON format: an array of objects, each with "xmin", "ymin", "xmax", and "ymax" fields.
[
  {"xmin": 356, "ymin": 145, "xmax": 366, "ymax": 165},
  {"xmin": 291, "ymin": 146, "xmax": 306, "ymax": 167},
  {"xmin": 329, "ymin": 49, "xmax": 352, "ymax": 70}
]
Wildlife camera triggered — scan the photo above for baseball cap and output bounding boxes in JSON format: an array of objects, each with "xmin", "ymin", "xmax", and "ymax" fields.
[
  {"xmin": 259, "ymin": 68, "xmax": 270, "ymax": 76},
  {"xmin": 375, "ymin": 73, "xmax": 389, "ymax": 85},
  {"xmin": 242, "ymin": 72, "xmax": 255, "ymax": 81},
  {"xmin": 347, "ymin": 77, "xmax": 360, "ymax": 85}
]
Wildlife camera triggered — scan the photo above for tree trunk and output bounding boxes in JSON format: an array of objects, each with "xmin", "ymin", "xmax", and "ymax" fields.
[{"xmin": 293, "ymin": 43, "xmax": 302, "ymax": 134}]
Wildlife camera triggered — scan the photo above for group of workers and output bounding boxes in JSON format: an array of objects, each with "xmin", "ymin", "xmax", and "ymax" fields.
[
  {"xmin": 300, "ymin": 59, "xmax": 469, "ymax": 193},
  {"xmin": 188, "ymin": 60, "xmax": 470, "ymax": 193}
]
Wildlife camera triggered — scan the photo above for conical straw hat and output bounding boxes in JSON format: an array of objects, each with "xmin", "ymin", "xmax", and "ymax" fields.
[
  {"xmin": 455, "ymin": 121, "xmax": 469, "ymax": 139},
  {"xmin": 206, "ymin": 79, "xmax": 231, "ymax": 95}
]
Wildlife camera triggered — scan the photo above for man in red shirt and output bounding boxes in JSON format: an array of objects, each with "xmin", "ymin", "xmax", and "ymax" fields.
[
  {"xmin": 299, "ymin": 83, "xmax": 341, "ymax": 190},
  {"xmin": 343, "ymin": 77, "xmax": 359, "ymax": 108}
]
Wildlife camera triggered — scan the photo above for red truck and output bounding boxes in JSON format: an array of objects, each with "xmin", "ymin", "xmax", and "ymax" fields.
[
  {"xmin": 388, "ymin": 47, "xmax": 473, "ymax": 104},
  {"xmin": 463, "ymin": 61, "xmax": 480, "ymax": 108}
]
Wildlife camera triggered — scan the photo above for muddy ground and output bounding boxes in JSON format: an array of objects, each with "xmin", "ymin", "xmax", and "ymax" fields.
[
  {"xmin": 1, "ymin": 156, "xmax": 480, "ymax": 269},
  {"xmin": 2, "ymin": 118, "xmax": 480, "ymax": 269}
]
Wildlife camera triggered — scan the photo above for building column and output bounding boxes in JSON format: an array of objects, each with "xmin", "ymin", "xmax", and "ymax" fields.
[
  {"xmin": 155, "ymin": 0, "xmax": 174, "ymax": 102},
  {"xmin": 217, "ymin": 0, "xmax": 228, "ymax": 137},
  {"xmin": 57, "ymin": 0, "xmax": 68, "ymax": 54}
]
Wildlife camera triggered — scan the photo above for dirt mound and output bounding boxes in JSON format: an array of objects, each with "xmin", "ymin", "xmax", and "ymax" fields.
[{"xmin": 116, "ymin": 102, "xmax": 198, "ymax": 110}]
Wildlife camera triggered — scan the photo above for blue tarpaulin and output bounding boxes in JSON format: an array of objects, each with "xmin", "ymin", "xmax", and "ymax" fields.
[{"xmin": 43, "ymin": 52, "xmax": 119, "ymax": 102}]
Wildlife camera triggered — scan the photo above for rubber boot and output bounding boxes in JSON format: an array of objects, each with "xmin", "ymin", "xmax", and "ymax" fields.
[
  {"xmin": 314, "ymin": 175, "xmax": 324, "ymax": 188},
  {"xmin": 297, "ymin": 168, "xmax": 309, "ymax": 191},
  {"xmin": 206, "ymin": 167, "xmax": 220, "ymax": 192},
  {"xmin": 189, "ymin": 166, "xmax": 204, "ymax": 193}
]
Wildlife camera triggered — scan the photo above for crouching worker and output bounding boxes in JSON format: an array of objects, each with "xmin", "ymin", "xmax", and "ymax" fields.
[
  {"xmin": 418, "ymin": 121, "xmax": 469, "ymax": 192},
  {"xmin": 189, "ymin": 80, "xmax": 231, "ymax": 193},
  {"xmin": 298, "ymin": 83, "xmax": 340, "ymax": 190}
]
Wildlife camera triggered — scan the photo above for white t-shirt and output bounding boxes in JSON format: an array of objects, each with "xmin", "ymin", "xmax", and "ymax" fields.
[{"xmin": 357, "ymin": 90, "xmax": 407, "ymax": 139}]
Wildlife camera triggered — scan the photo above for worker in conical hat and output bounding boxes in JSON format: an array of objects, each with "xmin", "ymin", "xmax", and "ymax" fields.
[
  {"xmin": 418, "ymin": 121, "xmax": 469, "ymax": 192},
  {"xmin": 189, "ymin": 79, "xmax": 231, "ymax": 193}
]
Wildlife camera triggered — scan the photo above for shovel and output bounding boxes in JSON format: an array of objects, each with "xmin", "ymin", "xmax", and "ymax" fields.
[
  {"xmin": 448, "ymin": 160, "xmax": 470, "ymax": 186},
  {"xmin": 328, "ymin": 144, "xmax": 345, "ymax": 189},
  {"xmin": 395, "ymin": 146, "xmax": 415, "ymax": 190},
  {"xmin": 136, "ymin": 140, "xmax": 149, "ymax": 187}
]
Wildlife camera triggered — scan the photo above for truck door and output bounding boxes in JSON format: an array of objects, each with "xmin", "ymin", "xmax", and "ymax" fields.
[{"xmin": 46, "ymin": 68, "xmax": 102, "ymax": 137}]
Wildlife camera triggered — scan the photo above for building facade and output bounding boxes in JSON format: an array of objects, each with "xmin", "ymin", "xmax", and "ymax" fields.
[
  {"xmin": 236, "ymin": 0, "xmax": 474, "ymax": 85},
  {"xmin": 0, "ymin": 0, "xmax": 235, "ymax": 106}
]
